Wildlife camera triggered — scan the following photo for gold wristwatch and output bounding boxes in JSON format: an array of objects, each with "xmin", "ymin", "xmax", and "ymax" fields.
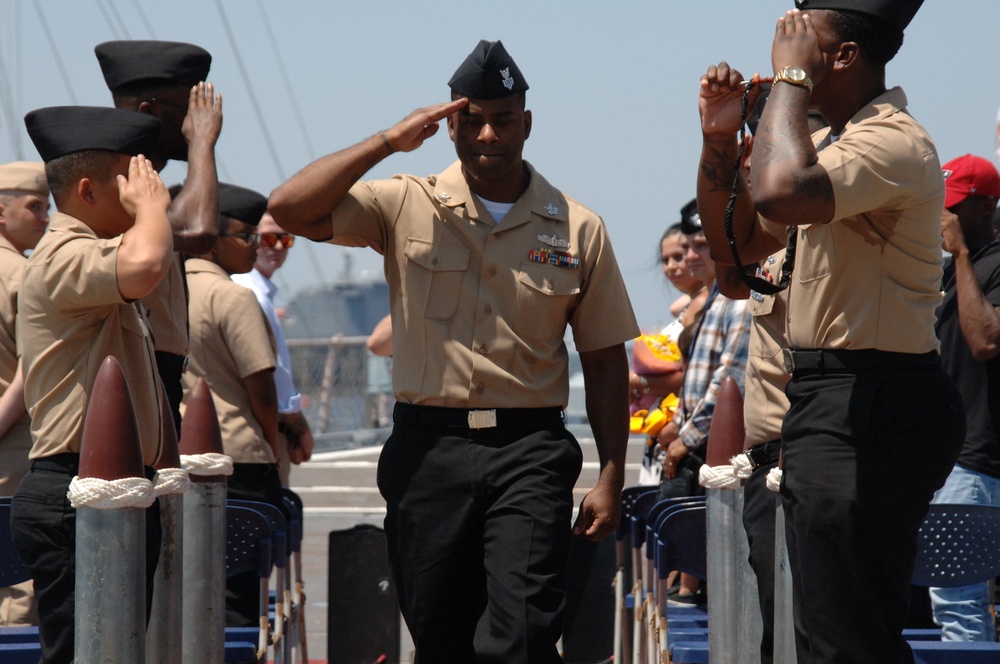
[{"xmin": 774, "ymin": 65, "xmax": 813, "ymax": 93}]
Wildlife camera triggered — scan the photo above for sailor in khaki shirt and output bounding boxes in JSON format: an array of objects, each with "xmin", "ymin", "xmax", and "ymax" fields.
[
  {"xmin": 182, "ymin": 182, "xmax": 278, "ymax": 626},
  {"xmin": 96, "ymin": 40, "xmax": 223, "ymax": 436},
  {"xmin": 271, "ymin": 40, "xmax": 637, "ymax": 662},
  {"xmin": 11, "ymin": 106, "xmax": 171, "ymax": 664},
  {"xmin": 0, "ymin": 161, "xmax": 50, "ymax": 627},
  {"xmin": 695, "ymin": 3, "xmax": 965, "ymax": 662}
]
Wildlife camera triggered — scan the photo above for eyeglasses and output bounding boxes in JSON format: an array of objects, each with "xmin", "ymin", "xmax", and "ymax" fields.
[
  {"xmin": 220, "ymin": 231, "xmax": 260, "ymax": 245},
  {"xmin": 259, "ymin": 232, "xmax": 295, "ymax": 249},
  {"xmin": 150, "ymin": 97, "xmax": 188, "ymax": 111}
]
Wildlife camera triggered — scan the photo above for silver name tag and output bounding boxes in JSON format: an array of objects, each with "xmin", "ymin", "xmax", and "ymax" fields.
[{"xmin": 468, "ymin": 410, "xmax": 498, "ymax": 429}]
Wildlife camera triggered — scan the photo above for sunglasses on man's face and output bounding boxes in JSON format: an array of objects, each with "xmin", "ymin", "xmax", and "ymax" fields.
[
  {"xmin": 259, "ymin": 232, "xmax": 295, "ymax": 249},
  {"xmin": 220, "ymin": 231, "xmax": 260, "ymax": 245}
]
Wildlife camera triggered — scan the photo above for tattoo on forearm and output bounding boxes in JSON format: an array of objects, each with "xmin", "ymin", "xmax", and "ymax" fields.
[{"xmin": 700, "ymin": 144, "xmax": 738, "ymax": 192}]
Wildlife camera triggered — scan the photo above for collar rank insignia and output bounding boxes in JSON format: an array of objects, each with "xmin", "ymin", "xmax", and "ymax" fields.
[
  {"xmin": 501, "ymin": 67, "xmax": 515, "ymax": 91},
  {"xmin": 528, "ymin": 247, "xmax": 580, "ymax": 269},
  {"xmin": 436, "ymin": 192, "xmax": 451, "ymax": 203},
  {"xmin": 537, "ymin": 233, "xmax": 570, "ymax": 249},
  {"xmin": 543, "ymin": 203, "xmax": 559, "ymax": 215}
]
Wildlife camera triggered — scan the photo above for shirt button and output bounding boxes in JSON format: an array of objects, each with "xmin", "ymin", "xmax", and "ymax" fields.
[
  {"xmin": 431, "ymin": 258, "xmax": 439, "ymax": 265},
  {"xmin": 478, "ymin": 346, "xmax": 487, "ymax": 355},
  {"xmin": 485, "ymin": 305, "xmax": 493, "ymax": 315},
  {"xmin": 489, "ymin": 268, "xmax": 497, "ymax": 277},
  {"xmin": 476, "ymin": 383, "xmax": 485, "ymax": 393}
]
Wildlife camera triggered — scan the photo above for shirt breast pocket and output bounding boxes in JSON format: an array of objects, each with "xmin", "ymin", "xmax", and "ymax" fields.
[
  {"xmin": 402, "ymin": 238, "xmax": 470, "ymax": 321},
  {"xmin": 796, "ymin": 225, "xmax": 834, "ymax": 283},
  {"xmin": 515, "ymin": 263, "xmax": 581, "ymax": 341}
]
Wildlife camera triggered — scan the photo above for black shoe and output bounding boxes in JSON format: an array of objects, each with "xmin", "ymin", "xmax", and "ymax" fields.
[{"xmin": 666, "ymin": 587, "xmax": 706, "ymax": 607}]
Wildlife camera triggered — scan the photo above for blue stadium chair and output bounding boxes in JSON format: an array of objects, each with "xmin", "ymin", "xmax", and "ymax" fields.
[{"xmin": 226, "ymin": 503, "xmax": 275, "ymax": 663}]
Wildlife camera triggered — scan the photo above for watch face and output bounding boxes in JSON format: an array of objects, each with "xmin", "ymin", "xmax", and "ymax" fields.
[{"xmin": 785, "ymin": 67, "xmax": 806, "ymax": 82}]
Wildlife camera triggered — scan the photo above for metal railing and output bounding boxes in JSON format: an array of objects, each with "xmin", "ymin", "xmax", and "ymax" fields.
[{"xmin": 286, "ymin": 336, "xmax": 393, "ymax": 436}]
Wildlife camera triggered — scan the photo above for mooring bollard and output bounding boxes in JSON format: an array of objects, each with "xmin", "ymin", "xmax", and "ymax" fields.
[
  {"xmin": 770, "ymin": 458, "xmax": 796, "ymax": 664},
  {"xmin": 702, "ymin": 376, "xmax": 751, "ymax": 664},
  {"xmin": 71, "ymin": 356, "xmax": 155, "ymax": 663},
  {"xmin": 147, "ymin": 389, "xmax": 190, "ymax": 664},
  {"xmin": 179, "ymin": 378, "xmax": 232, "ymax": 664}
]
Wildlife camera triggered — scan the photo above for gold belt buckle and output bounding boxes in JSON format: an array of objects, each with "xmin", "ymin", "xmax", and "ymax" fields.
[{"xmin": 468, "ymin": 409, "xmax": 498, "ymax": 429}]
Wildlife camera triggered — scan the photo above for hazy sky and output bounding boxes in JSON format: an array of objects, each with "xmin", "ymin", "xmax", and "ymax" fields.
[{"xmin": 2, "ymin": 0, "xmax": 998, "ymax": 336}]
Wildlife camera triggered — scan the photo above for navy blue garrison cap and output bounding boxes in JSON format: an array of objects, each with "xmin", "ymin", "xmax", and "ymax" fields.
[
  {"xmin": 448, "ymin": 39, "xmax": 528, "ymax": 99},
  {"xmin": 24, "ymin": 106, "xmax": 161, "ymax": 162},
  {"xmin": 794, "ymin": 0, "xmax": 923, "ymax": 30},
  {"xmin": 679, "ymin": 198, "xmax": 702, "ymax": 235},
  {"xmin": 218, "ymin": 183, "xmax": 267, "ymax": 227},
  {"xmin": 95, "ymin": 40, "xmax": 211, "ymax": 92}
]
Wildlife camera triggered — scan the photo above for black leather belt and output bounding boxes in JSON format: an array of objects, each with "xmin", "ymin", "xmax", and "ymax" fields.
[
  {"xmin": 31, "ymin": 453, "xmax": 156, "ymax": 479},
  {"xmin": 746, "ymin": 440, "xmax": 781, "ymax": 470},
  {"xmin": 782, "ymin": 349, "xmax": 938, "ymax": 374},
  {"xmin": 393, "ymin": 403, "xmax": 564, "ymax": 430},
  {"xmin": 30, "ymin": 453, "xmax": 79, "ymax": 474}
]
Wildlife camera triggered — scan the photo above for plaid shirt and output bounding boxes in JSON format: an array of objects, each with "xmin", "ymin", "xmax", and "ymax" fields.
[{"xmin": 675, "ymin": 285, "xmax": 751, "ymax": 449}]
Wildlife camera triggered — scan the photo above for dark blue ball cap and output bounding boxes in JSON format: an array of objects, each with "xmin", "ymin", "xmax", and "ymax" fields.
[
  {"xmin": 794, "ymin": 0, "xmax": 923, "ymax": 30},
  {"xmin": 679, "ymin": 198, "xmax": 702, "ymax": 235},
  {"xmin": 95, "ymin": 40, "xmax": 211, "ymax": 92},
  {"xmin": 218, "ymin": 182, "xmax": 267, "ymax": 227},
  {"xmin": 24, "ymin": 106, "xmax": 161, "ymax": 162},
  {"xmin": 448, "ymin": 39, "xmax": 528, "ymax": 99}
]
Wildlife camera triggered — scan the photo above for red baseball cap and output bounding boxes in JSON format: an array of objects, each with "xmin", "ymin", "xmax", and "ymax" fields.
[{"xmin": 942, "ymin": 154, "xmax": 1000, "ymax": 209}]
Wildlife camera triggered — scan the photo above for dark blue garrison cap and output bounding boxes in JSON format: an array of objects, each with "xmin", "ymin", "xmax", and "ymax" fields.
[
  {"xmin": 218, "ymin": 183, "xmax": 267, "ymax": 226},
  {"xmin": 794, "ymin": 0, "xmax": 923, "ymax": 30},
  {"xmin": 24, "ymin": 106, "xmax": 161, "ymax": 162},
  {"xmin": 679, "ymin": 199, "xmax": 702, "ymax": 235},
  {"xmin": 448, "ymin": 39, "xmax": 528, "ymax": 99},
  {"xmin": 96, "ymin": 40, "xmax": 212, "ymax": 92}
]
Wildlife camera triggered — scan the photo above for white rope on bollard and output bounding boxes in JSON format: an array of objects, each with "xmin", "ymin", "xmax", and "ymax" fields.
[
  {"xmin": 68, "ymin": 476, "xmax": 156, "ymax": 509},
  {"xmin": 766, "ymin": 467, "xmax": 783, "ymax": 492},
  {"xmin": 180, "ymin": 453, "xmax": 234, "ymax": 476},
  {"xmin": 731, "ymin": 453, "xmax": 754, "ymax": 480},
  {"xmin": 153, "ymin": 467, "xmax": 192, "ymax": 496},
  {"xmin": 698, "ymin": 463, "xmax": 742, "ymax": 490}
]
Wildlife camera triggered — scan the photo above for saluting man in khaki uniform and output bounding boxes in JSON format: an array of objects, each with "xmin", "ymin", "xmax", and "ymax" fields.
[
  {"xmin": 695, "ymin": 1, "xmax": 965, "ymax": 662},
  {"xmin": 11, "ymin": 106, "xmax": 171, "ymax": 664},
  {"xmin": 0, "ymin": 161, "xmax": 49, "ymax": 627},
  {"xmin": 96, "ymin": 40, "xmax": 223, "ymax": 436},
  {"xmin": 270, "ymin": 39, "xmax": 638, "ymax": 662},
  {"xmin": 182, "ymin": 182, "xmax": 279, "ymax": 627}
]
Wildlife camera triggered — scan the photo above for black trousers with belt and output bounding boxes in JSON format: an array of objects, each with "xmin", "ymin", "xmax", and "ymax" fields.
[
  {"xmin": 9, "ymin": 455, "xmax": 161, "ymax": 664},
  {"xmin": 742, "ymin": 441, "xmax": 781, "ymax": 664},
  {"xmin": 378, "ymin": 404, "xmax": 581, "ymax": 664},
  {"xmin": 780, "ymin": 361, "xmax": 965, "ymax": 664}
]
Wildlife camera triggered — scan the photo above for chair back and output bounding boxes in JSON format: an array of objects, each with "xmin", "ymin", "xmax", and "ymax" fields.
[
  {"xmin": 226, "ymin": 505, "xmax": 273, "ymax": 580},
  {"xmin": 617, "ymin": 486, "xmax": 658, "ymax": 541},
  {"xmin": 912, "ymin": 503, "xmax": 1000, "ymax": 588},
  {"xmin": 229, "ymin": 499, "xmax": 288, "ymax": 569},
  {"xmin": 629, "ymin": 490, "xmax": 662, "ymax": 551},
  {"xmin": 655, "ymin": 504, "xmax": 707, "ymax": 581},
  {"xmin": 645, "ymin": 496, "xmax": 705, "ymax": 562}
]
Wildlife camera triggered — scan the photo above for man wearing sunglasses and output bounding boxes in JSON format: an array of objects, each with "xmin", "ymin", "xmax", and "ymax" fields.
[{"xmin": 233, "ymin": 213, "xmax": 314, "ymax": 486}]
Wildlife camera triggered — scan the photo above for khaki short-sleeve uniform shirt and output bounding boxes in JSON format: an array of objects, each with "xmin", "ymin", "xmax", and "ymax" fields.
[
  {"xmin": 326, "ymin": 160, "xmax": 638, "ymax": 408},
  {"xmin": 0, "ymin": 235, "xmax": 32, "ymax": 493},
  {"xmin": 780, "ymin": 88, "xmax": 944, "ymax": 353},
  {"xmin": 183, "ymin": 258, "xmax": 276, "ymax": 463},
  {"xmin": 142, "ymin": 256, "xmax": 188, "ymax": 355},
  {"xmin": 18, "ymin": 212, "xmax": 164, "ymax": 463},
  {"xmin": 744, "ymin": 249, "xmax": 791, "ymax": 445}
]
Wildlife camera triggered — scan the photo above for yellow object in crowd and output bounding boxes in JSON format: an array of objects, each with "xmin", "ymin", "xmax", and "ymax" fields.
[{"xmin": 630, "ymin": 393, "xmax": 680, "ymax": 435}]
